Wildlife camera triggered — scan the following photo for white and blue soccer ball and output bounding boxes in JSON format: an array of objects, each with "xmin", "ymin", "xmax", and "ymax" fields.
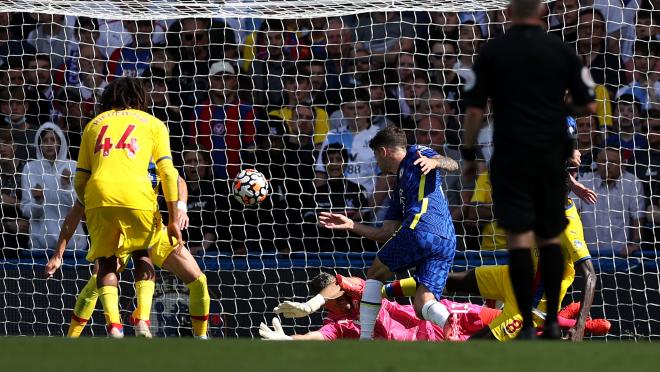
[{"xmin": 232, "ymin": 169, "xmax": 269, "ymax": 206}]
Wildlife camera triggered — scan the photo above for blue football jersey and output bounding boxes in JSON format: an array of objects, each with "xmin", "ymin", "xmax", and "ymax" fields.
[{"xmin": 384, "ymin": 145, "xmax": 454, "ymax": 238}]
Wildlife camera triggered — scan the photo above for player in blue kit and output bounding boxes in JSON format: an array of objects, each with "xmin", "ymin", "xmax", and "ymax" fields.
[{"xmin": 317, "ymin": 125, "xmax": 459, "ymax": 339}]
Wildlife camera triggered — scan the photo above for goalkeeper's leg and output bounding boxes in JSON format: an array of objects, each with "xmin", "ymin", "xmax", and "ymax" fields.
[
  {"xmin": 131, "ymin": 250, "xmax": 156, "ymax": 338},
  {"xmin": 161, "ymin": 248, "xmax": 210, "ymax": 339},
  {"xmin": 68, "ymin": 273, "xmax": 99, "ymax": 338}
]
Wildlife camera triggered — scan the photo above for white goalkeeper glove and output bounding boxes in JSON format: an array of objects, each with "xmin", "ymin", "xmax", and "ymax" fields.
[
  {"xmin": 273, "ymin": 294, "xmax": 326, "ymax": 318},
  {"xmin": 259, "ymin": 318, "xmax": 292, "ymax": 340}
]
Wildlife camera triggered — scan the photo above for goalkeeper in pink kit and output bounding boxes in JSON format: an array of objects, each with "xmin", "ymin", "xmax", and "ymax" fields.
[
  {"xmin": 260, "ymin": 273, "xmax": 610, "ymax": 341},
  {"xmin": 261, "ymin": 273, "xmax": 500, "ymax": 341}
]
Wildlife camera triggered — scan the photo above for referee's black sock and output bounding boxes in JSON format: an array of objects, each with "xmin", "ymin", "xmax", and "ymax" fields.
[
  {"xmin": 508, "ymin": 248, "xmax": 534, "ymax": 330},
  {"xmin": 539, "ymin": 244, "xmax": 564, "ymax": 327}
]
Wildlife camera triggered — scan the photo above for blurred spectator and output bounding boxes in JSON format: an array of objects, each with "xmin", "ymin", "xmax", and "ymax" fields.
[
  {"xmin": 354, "ymin": 12, "xmax": 416, "ymax": 58},
  {"xmin": 576, "ymin": 8, "xmax": 623, "ymax": 95},
  {"xmin": 54, "ymin": 87, "xmax": 89, "ymax": 160},
  {"xmin": 0, "ymin": 12, "xmax": 36, "ymax": 68},
  {"xmin": 303, "ymin": 143, "xmax": 372, "ymax": 252},
  {"xmin": 20, "ymin": 123, "xmax": 86, "ymax": 251},
  {"xmin": 635, "ymin": 110, "xmax": 660, "ymax": 248},
  {"xmin": 26, "ymin": 13, "xmax": 73, "ymax": 69},
  {"xmin": 0, "ymin": 128, "xmax": 28, "ymax": 257},
  {"xmin": 455, "ymin": 20, "xmax": 483, "ymax": 71},
  {"xmin": 607, "ymin": 94, "xmax": 648, "ymax": 164},
  {"xmin": 428, "ymin": 12, "xmax": 460, "ymax": 41},
  {"xmin": 24, "ymin": 54, "xmax": 56, "ymax": 125},
  {"xmin": 167, "ymin": 18, "xmax": 232, "ymax": 107},
  {"xmin": 428, "ymin": 40, "xmax": 458, "ymax": 88},
  {"xmin": 615, "ymin": 40, "xmax": 659, "ymax": 111},
  {"xmin": 318, "ymin": 17, "xmax": 355, "ymax": 91},
  {"xmin": 144, "ymin": 66, "xmax": 183, "ymax": 164},
  {"xmin": 190, "ymin": 60, "xmax": 256, "ymax": 180},
  {"xmin": 250, "ymin": 19, "xmax": 294, "ymax": 110},
  {"xmin": 575, "ymin": 147, "xmax": 646, "ymax": 257},
  {"xmin": 575, "ymin": 115, "xmax": 604, "ymax": 175},
  {"xmin": 63, "ymin": 41, "xmax": 107, "ymax": 103},
  {"xmin": 316, "ymin": 88, "xmax": 383, "ymax": 202},
  {"xmin": 591, "ymin": 0, "xmax": 640, "ymax": 57},
  {"xmin": 0, "ymin": 86, "xmax": 38, "ymax": 160},
  {"xmin": 328, "ymin": 87, "xmax": 386, "ymax": 142},
  {"xmin": 181, "ymin": 146, "xmax": 219, "ymax": 254},
  {"xmin": 487, "ymin": 9, "xmax": 510, "ymax": 39},
  {"xmin": 301, "ymin": 60, "xmax": 337, "ymax": 110},
  {"xmin": 107, "ymin": 20, "xmax": 155, "ymax": 79},
  {"xmin": 548, "ymin": 0, "xmax": 580, "ymax": 44},
  {"xmin": 268, "ymin": 66, "xmax": 329, "ymax": 147}
]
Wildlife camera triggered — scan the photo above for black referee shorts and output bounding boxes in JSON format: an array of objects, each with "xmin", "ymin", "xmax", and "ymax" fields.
[{"xmin": 489, "ymin": 151, "xmax": 568, "ymax": 239}]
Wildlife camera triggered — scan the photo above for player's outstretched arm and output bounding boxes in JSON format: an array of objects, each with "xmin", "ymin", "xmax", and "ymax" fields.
[
  {"xmin": 568, "ymin": 259, "xmax": 596, "ymax": 341},
  {"xmin": 259, "ymin": 318, "xmax": 324, "ymax": 340},
  {"xmin": 318, "ymin": 212, "xmax": 400, "ymax": 243},
  {"xmin": 45, "ymin": 201, "xmax": 85, "ymax": 278},
  {"xmin": 413, "ymin": 152, "xmax": 459, "ymax": 174}
]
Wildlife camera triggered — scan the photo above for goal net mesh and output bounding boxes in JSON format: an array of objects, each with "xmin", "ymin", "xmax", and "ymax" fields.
[{"xmin": 0, "ymin": 0, "xmax": 658, "ymax": 340}]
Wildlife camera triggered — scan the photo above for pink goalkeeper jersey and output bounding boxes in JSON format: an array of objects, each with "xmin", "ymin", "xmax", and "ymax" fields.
[{"xmin": 318, "ymin": 299, "xmax": 485, "ymax": 341}]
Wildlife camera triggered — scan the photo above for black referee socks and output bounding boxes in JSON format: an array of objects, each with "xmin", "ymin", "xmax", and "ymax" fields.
[
  {"xmin": 539, "ymin": 244, "xmax": 565, "ymax": 327},
  {"xmin": 508, "ymin": 248, "xmax": 534, "ymax": 330}
]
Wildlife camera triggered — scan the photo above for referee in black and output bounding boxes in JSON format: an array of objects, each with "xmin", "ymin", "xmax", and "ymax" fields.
[{"xmin": 462, "ymin": 0, "xmax": 596, "ymax": 339}]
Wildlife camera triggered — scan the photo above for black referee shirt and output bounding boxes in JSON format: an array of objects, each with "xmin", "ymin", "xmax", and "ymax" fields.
[{"xmin": 464, "ymin": 24, "xmax": 594, "ymax": 155}]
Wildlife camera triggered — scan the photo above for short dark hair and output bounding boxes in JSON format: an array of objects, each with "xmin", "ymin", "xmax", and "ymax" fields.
[
  {"xmin": 100, "ymin": 77, "xmax": 148, "ymax": 112},
  {"xmin": 0, "ymin": 128, "xmax": 12, "ymax": 144},
  {"xmin": 510, "ymin": 0, "xmax": 542, "ymax": 19},
  {"xmin": 0, "ymin": 86, "xmax": 26, "ymax": 101},
  {"xmin": 323, "ymin": 142, "xmax": 349, "ymax": 164},
  {"xmin": 76, "ymin": 16, "xmax": 98, "ymax": 31},
  {"xmin": 579, "ymin": 7, "xmax": 605, "ymax": 22},
  {"xmin": 340, "ymin": 87, "xmax": 370, "ymax": 104},
  {"xmin": 369, "ymin": 125, "xmax": 408, "ymax": 150},
  {"xmin": 309, "ymin": 272, "xmax": 335, "ymax": 296}
]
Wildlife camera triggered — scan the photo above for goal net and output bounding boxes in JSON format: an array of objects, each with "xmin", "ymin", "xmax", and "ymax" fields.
[{"xmin": 1, "ymin": 0, "xmax": 658, "ymax": 340}]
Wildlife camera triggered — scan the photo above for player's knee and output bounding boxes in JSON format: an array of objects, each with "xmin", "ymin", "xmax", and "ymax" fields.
[{"xmin": 366, "ymin": 260, "xmax": 392, "ymax": 282}]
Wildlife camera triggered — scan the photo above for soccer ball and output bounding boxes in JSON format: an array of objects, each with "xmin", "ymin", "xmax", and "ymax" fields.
[{"xmin": 232, "ymin": 169, "xmax": 269, "ymax": 206}]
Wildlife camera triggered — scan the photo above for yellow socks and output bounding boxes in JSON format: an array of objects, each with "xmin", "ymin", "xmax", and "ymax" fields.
[
  {"xmin": 98, "ymin": 285, "xmax": 122, "ymax": 328},
  {"xmin": 133, "ymin": 280, "xmax": 155, "ymax": 322},
  {"xmin": 186, "ymin": 274, "xmax": 210, "ymax": 338},
  {"xmin": 68, "ymin": 275, "xmax": 99, "ymax": 338}
]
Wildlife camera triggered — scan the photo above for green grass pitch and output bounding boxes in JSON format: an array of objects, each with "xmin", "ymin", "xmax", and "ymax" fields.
[{"xmin": 1, "ymin": 338, "xmax": 658, "ymax": 372}]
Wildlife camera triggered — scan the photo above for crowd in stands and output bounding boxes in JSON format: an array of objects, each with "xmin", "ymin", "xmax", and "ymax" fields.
[{"xmin": 1, "ymin": 0, "xmax": 659, "ymax": 258}]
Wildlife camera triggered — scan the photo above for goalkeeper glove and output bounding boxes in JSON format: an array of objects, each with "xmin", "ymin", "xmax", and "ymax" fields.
[
  {"xmin": 335, "ymin": 274, "xmax": 365, "ymax": 299},
  {"xmin": 259, "ymin": 318, "xmax": 292, "ymax": 340},
  {"xmin": 274, "ymin": 294, "xmax": 326, "ymax": 318}
]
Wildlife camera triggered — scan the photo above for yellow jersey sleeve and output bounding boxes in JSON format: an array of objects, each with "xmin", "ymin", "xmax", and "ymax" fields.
[
  {"xmin": 153, "ymin": 120, "xmax": 178, "ymax": 202},
  {"xmin": 471, "ymin": 171, "xmax": 492, "ymax": 203}
]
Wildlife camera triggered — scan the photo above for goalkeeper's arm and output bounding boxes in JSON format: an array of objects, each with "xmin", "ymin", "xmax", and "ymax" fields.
[
  {"xmin": 45, "ymin": 200, "xmax": 85, "ymax": 278},
  {"xmin": 259, "ymin": 318, "xmax": 325, "ymax": 341}
]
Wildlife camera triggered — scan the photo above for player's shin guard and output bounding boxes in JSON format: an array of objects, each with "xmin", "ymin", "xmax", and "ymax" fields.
[
  {"xmin": 360, "ymin": 279, "xmax": 383, "ymax": 339},
  {"xmin": 421, "ymin": 300, "xmax": 450, "ymax": 328},
  {"xmin": 98, "ymin": 285, "xmax": 122, "ymax": 331},
  {"xmin": 539, "ymin": 244, "xmax": 564, "ymax": 325},
  {"xmin": 133, "ymin": 280, "xmax": 155, "ymax": 322},
  {"xmin": 507, "ymin": 249, "xmax": 534, "ymax": 330},
  {"xmin": 186, "ymin": 274, "xmax": 210, "ymax": 338},
  {"xmin": 68, "ymin": 274, "xmax": 99, "ymax": 338}
]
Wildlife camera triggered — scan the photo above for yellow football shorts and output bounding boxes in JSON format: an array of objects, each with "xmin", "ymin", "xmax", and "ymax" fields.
[{"xmin": 86, "ymin": 207, "xmax": 161, "ymax": 262}]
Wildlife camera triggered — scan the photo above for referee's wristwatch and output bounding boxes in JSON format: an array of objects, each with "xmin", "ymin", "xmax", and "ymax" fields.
[{"xmin": 460, "ymin": 146, "xmax": 479, "ymax": 162}]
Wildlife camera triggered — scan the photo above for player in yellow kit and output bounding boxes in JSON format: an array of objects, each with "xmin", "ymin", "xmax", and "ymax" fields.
[
  {"xmin": 468, "ymin": 198, "xmax": 596, "ymax": 341},
  {"xmin": 74, "ymin": 77, "xmax": 184, "ymax": 337}
]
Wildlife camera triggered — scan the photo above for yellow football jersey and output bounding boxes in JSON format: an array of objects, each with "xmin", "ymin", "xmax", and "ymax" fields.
[{"xmin": 76, "ymin": 109, "xmax": 176, "ymax": 210}]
